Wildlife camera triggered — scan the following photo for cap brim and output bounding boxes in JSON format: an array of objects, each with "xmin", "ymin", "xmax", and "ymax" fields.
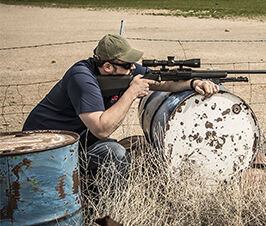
[{"xmin": 118, "ymin": 48, "xmax": 144, "ymax": 63}]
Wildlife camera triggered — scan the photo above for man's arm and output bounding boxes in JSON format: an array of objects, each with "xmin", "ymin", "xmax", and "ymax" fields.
[
  {"xmin": 79, "ymin": 75, "xmax": 156, "ymax": 139},
  {"xmin": 150, "ymin": 79, "xmax": 219, "ymax": 98}
]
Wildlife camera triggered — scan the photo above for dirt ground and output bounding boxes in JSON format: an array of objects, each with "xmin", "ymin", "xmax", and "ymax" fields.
[{"xmin": 0, "ymin": 4, "xmax": 265, "ymax": 144}]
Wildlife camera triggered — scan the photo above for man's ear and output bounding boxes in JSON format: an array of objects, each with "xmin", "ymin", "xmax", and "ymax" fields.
[{"xmin": 102, "ymin": 62, "xmax": 113, "ymax": 73}]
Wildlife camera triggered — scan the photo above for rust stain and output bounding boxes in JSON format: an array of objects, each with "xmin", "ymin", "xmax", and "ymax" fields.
[
  {"xmin": 205, "ymin": 121, "xmax": 213, "ymax": 129},
  {"xmin": 232, "ymin": 104, "xmax": 241, "ymax": 114},
  {"xmin": 12, "ymin": 158, "xmax": 33, "ymax": 180},
  {"xmin": 202, "ymin": 113, "xmax": 208, "ymax": 119},
  {"xmin": 189, "ymin": 133, "xmax": 199, "ymax": 142},
  {"xmin": 167, "ymin": 143, "xmax": 174, "ymax": 157},
  {"xmin": 238, "ymin": 155, "xmax": 245, "ymax": 163},
  {"xmin": 252, "ymin": 133, "xmax": 259, "ymax": 153},
  {"xmin": 195, "ymin": 99, "xmax": 199, "ymax": 104},
  {"xmin": 201, "ymin": 96, "xmax": 207, "ymax": 101},
  {"xmin": 211, "ymin": 103, "xmax": 217, "ymax": 110},
  {"xmin": 176, "ymin": 102, "xmax": 186, "ymax": 113},
  {"xmin": 69, "ymin": 149, "xmax": 74, "ymax": 153},
  {"xmin": 242, "ymin": 102, "xmax": 249, "ymax": 110},
  {"xmin": 215, "ymin": 117, "xmax": 222, "ymax": 122},
  {"xmin": 72, "ymin": 168, "xmax": 80, "ymax": 194},
  {"xmin": 55, "ymin": 175, "xmax": 67, "ymax": 200},
  {"xmin": 177, "ymin": 106, "xmax": 182, "ymax": 113},
  {"xmin": 220, "ymin": 156, "xmax": 227, "ymax": 161},
  {"xmin": 194, "ymin": 123, "xmax": 199, "ymax": 127},
  {"xmin": 196, "ymin": 136, "xmax": 203, "ymax": 144},
  {"xmin": 221, "ymin": 108, "xmax": 230, "ymax": 116},
  {"xmin": 0, "ymin": 181, "xmax": 20, "ymax": 221},
  {"xmin": 0, "ymin": 158, "xmax": 33, "ymax": 220},
  {"xmin": 205, "ymin": 131, "xmax": 227, "ymax": 150},
  {"xmin": 233, "ymin": 162, "xmax": 239, "ymax": 172},
  {"xmin": 180, "ymin": 122, "xmax": 184, "ymax": 126},
  {"xmin": 165, "ymin": 123, "xmax": 170, "ymax": 132},
  {"xmin": 181, "ymin": 135, "xmax": 186, "ymax": 140}
]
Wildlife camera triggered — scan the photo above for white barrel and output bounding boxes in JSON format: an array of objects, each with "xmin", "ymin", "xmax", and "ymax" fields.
[{"xmin": 139, "ymin": 90, "xmax": 260, "ymax": 184}]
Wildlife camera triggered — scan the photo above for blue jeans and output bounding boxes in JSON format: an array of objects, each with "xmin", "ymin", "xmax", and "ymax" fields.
[{"xmin": 79, "ymin": 138, "xmax": 130, "ymax": 204}]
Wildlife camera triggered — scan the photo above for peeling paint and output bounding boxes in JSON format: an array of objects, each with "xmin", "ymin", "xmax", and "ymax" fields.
[
  {"xmin": 188, "ymin": 133, "xmax": 200, "ymax": 142},
  {"xmin": 215, "ymin": 117, "xmax": 223, "ymax": 122},
  {"xmin": 221, "ymin": 108, "xmax": 230, "ymax": 116},
  {"xmin": 202, "ymin": 113, "xmax": 208, "ymax": 119},
  {"xmin": 0, "ymin": 158, "xmax": 33, "ymax": 220},
  {"xmin": 72, "ymin": 169, "xmax": 80, "ymax": 195},
  {"xmin": 232, "ymin": 104, "xmax": 241, "ymax": 114},
  {"xmin": 211, "ymin": 103, "xmax": 217, "ymax": 110},
  {"xmin": 55, "ymin": 175, "xmax": 67, "ymax": 200},
  {"xmin": 176, "ymin": 101, "xmax": 186, "ymax": 113},
  {"xmin": 252, "ymin": 133, "xmax": 259, "ymax": 153},
  {"xmin": 205, "ymin": 121, "xmax": 213, "ymax": 129}
]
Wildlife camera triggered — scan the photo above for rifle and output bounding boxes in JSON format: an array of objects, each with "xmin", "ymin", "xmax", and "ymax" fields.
[{"xmin": 96, "ymin": 56, "xmax": 266, "ymax": 96}]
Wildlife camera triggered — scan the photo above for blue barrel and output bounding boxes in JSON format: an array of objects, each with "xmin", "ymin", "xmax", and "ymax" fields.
[{"xmin": 0, "ymin": 130, "xmax": 84, "ymax": 225}]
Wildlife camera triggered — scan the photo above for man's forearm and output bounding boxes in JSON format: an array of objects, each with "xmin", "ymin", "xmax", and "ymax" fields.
[
  {"xmin": 97, "ymin": 88, "xmax": 136, "ymax": 138},
  {"xmin": 150, "ymin": 80, "xmax": 192, "ymax": 92}
]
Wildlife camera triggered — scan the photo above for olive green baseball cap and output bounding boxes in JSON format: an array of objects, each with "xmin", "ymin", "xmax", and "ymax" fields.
[{"xmin": 93, "ymin": 34, "xmax": 143, "ymax": 63}]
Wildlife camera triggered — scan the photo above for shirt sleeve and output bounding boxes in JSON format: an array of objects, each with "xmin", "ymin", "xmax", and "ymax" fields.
[{"xmin": 67, "ymin": 72, "xmax": 105, "ymax": 115}]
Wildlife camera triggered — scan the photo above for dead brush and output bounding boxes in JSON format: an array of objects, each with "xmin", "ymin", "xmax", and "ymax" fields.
[{"xmin": 80, "ymin": 137, "xmax": 265, "ymax": 226}]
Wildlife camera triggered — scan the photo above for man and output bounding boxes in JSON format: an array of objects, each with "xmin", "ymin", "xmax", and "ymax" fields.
[{"xmin": 23, "ymin": 34, "xmax": 219, "ymax": 195}]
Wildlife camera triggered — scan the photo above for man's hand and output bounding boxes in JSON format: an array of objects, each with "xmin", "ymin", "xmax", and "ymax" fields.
[
  {"xmin": 128, "ymin": 74, "xmax": 159, "ymax": 98},
  {"xmin": 192, "ymin": 80, "xmax": 219, "ymax": 98}
]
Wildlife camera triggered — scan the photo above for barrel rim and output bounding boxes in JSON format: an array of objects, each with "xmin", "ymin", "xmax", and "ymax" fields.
[
  {"xmin": 0, "ymin": 130, "xmax": 80, "ymax": 156},
  {"xmin": 28, "ymin": 207, "xmax": 84, "ymax": 226}
]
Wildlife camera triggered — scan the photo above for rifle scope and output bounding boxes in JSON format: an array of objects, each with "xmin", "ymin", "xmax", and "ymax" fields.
[{"xmin": 142, "ymin": 56, "xmax": 200, "ymax": 68}]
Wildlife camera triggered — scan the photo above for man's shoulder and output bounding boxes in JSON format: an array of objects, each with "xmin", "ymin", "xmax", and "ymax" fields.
[
  {"xmin": 64, "ymin": 58, "xmax": 99, "ymax": 80},
  {"xmin": 71, "ymin": 58, "xmax": 96, "ymax": 74}
]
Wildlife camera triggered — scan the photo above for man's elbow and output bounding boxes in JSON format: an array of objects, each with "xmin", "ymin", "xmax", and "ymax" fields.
[{"xmin": 92, "ymin": 129, "xmax": 111, "ymax": 140}]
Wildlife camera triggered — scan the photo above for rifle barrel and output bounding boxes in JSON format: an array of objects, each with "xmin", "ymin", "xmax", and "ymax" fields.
[{"xmin": 196, "ymin": 70, "xmax": 266, "ymax": 74}]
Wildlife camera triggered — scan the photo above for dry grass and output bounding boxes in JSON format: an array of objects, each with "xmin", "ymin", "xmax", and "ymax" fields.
[{"xmin": 79, "ymin": 139, "xmax": 266, "ymax": 226}]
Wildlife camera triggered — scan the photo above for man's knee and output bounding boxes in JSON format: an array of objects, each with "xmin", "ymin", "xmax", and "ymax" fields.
[
  {"xmin": 86, "ymin": 139, "xmax": 131, "ymax": 165},
  {"xmin": 105, "ymin": 141, "xmax": 130, "ymax": 161}
]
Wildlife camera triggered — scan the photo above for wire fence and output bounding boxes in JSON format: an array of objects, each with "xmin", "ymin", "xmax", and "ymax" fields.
[{"xmin": 0, "ymin": 38, "xmax": 265, "ymax": 148}]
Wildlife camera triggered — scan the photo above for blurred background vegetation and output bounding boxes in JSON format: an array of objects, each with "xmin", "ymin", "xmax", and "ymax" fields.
[{"xmin": 0, "ymin": 0, "xmax": 266, "ymax": 19}]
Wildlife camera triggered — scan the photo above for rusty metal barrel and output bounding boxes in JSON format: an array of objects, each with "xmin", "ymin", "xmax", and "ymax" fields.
[
  {"xmin": 0, "ymin": 130, "xmax": 84, "ymax": 225},
  {"xmin": 138, "ymin": 89, "xmax": 260, "ymax": 184}
]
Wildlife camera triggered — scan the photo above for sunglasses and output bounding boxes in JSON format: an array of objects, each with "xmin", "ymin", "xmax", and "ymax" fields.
[{"xmin": 110, "ymin": 62, "xmax": 133, "ymax": 70}]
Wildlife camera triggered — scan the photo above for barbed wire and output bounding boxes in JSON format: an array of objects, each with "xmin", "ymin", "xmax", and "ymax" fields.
[
  {"xmin": 0, "ymin": 40, "xmax": 98, "ymax": 51},
  {"xmin": 128, "ymin": 37, "xmax": 266, "ymax": 43},
  {"xmin": 0, "ymin": 79, "xmax": 59, "ymax": 87},
  {"xmin": 1, "ymin": 38, "xmax": 266, "ymax": 51}
]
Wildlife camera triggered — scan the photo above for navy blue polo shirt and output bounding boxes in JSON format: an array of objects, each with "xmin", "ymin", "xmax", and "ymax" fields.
[{"xmin": 23, "ymin": 58, "xmax": 147, "ymax": 147}]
